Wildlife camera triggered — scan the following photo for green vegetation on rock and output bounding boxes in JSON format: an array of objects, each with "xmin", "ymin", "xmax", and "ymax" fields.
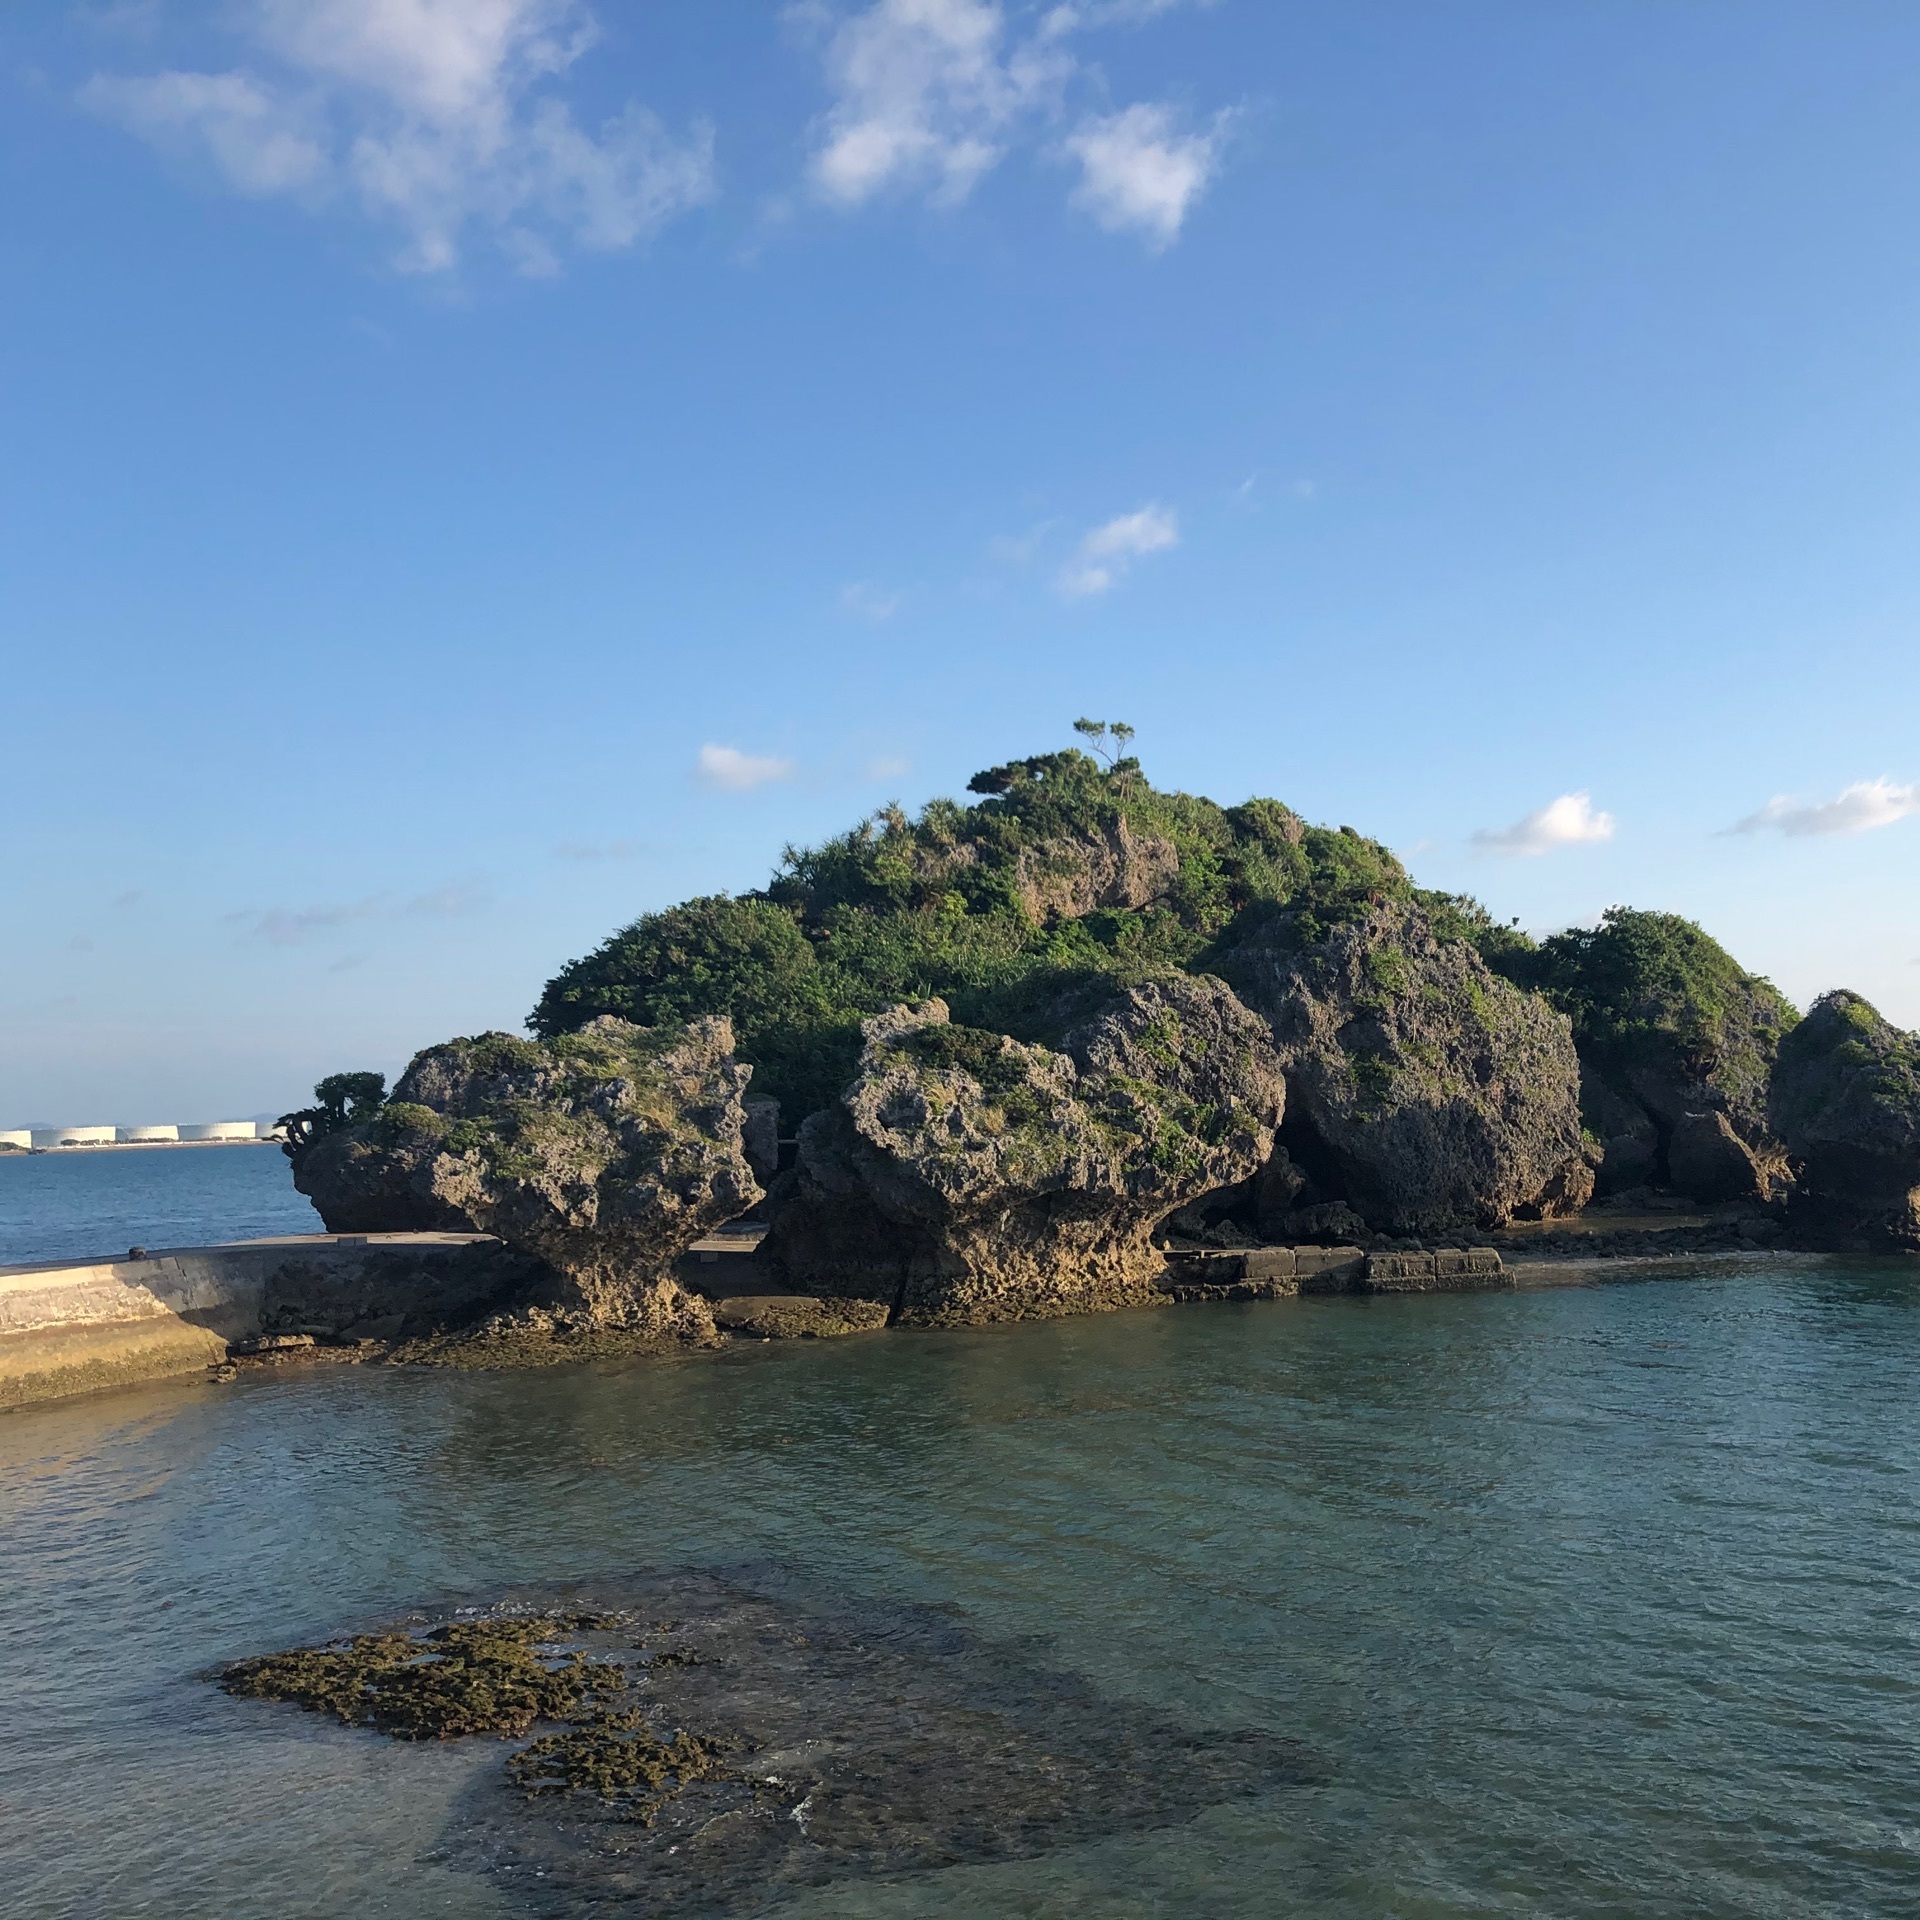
[
  {"xmin": 531, "ymin": 743, "xmax": 1501, "ymax": 1118},
  {"xmin": 277, "ymin": 1069, "xmax": 389, "ymax": 1165},
  {"xmin": 1494, "ymin": 906, "xmax": 1796, "ymax": 1136}
]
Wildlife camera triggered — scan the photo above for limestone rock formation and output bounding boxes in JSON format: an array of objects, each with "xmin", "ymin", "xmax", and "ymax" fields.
[
  {"xmin": 1011, "ymin": 818, "xmax": 1180, "ymax": 922},
  {"xmin": 1769, "ymin": 991, "xmax": 1920, "ymax": 1249},
  {"xmin": 1580, "ymin": 1066, "xmax": 1659, "ymax": 1196},
  {"xmin": 294, "ymin": 1016, "xmax": 761, "ymax": 1337},
  {"xmin": 1219, "ymin": 902, "xmax": 1592, "ymax": 1236},
  {"xmin": 1666, "ymin": 1110, "xmax": 1771, "ymax": 1206},
  {"xmin": 759, "ymin": 977, "xmax": 1287, "ymax": 1324}
]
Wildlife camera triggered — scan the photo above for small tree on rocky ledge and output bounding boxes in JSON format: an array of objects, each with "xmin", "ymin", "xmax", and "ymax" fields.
[
  {"xmin": 278, "ymin": 1071, "xmax": 387, "ymax": 1166},
  {"xmin": 1072, "ymin": 717, "xmax": 1135, "ymax": 767}
]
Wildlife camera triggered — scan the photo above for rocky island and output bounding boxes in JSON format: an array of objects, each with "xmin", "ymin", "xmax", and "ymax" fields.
[
  {"xmin": 241, "ymin": 734, "xmax": 1917, "ymax": 1369},
  {"xmin": 9, "ymin": 732, "xmax": 1916, "ymax": 1410}
]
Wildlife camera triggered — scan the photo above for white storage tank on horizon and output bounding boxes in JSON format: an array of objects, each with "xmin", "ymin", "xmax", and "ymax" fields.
[
  {"xmin": 117, "ymin": 1125, "xmax": 180, "ymax": 1143},
  {"xmin": 32, "ymin": 1126, "xmax": 116, "ymax": 1148},
  {"xmin": 178, "ymin": 1122, "xmax": 258, "ymax": 1142},
  {"xmin": 0, "ymin": 1130, "xmax": 31, "ymax": 1150}
]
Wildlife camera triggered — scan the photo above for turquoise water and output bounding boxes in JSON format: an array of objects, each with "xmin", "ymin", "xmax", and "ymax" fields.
[
  {"xmin": 0, "ymin": 1145, "xmax": 321, "ymax": 1265},
  {"xmin": 3, "ymin": 1262, "xmax": 1917, "ymax": 1917}
]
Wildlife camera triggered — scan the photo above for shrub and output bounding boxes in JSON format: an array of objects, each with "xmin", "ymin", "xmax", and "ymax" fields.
[{"xmin": 531, "ymin": 746, "xmax": 1437, "ymax": 1117}]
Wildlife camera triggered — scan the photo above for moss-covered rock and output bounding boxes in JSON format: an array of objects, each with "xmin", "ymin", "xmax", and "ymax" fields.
[
  {"xmin": 295, "ymin": 1015, "xmax": 759, "ymax": 1338},
  {"xmin": 1502, "ymin": 908, "xmax": 1797, "ymax": 1198},
  {"xmin": 1769, "ymin": 990, "xmax": 1920, "ymax": 1249},
  {"xmin": 1218, "ymin": 901, "xmax": 1592, "ymax": 1235},
  {"xmin": 758, "ymin": 976, "xmax": 1287, "ymax": 1324},
  {"xmin": 220, "ymin": 1615, "xmax": 625, "ymax": 1739}
]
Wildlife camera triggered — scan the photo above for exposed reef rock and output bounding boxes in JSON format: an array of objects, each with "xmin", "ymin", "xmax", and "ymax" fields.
[
  {"xmin": 1219, "ymin": 902, "xmax": 1592, "ymax": 1236},
  {"xmin": 708, "ymin": 1294, "xmax": 891, "ymax": 1339},
  {"xmin": 1010, "ymin": 816, "xmax": 1181, "ymax": 921},
  {"xmin": 1769, "ymin": 990, "xmax": 1920, "ymax": 1250},
  {"xmin": 759, "ymin": 977, "xmax": 1287, "ymax": 1324},
  {"xmin": 294, "ymin": 1016, "xmax": 760, "ymax": 1342}
]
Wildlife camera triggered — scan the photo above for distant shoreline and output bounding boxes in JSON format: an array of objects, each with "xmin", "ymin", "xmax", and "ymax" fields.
[{"xmin": 0, "ymin": 1140, "xmax": 282, "ymax": 1157}]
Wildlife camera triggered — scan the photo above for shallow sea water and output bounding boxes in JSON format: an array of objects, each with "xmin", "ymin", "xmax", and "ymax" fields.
[
  {"xmin": 3, "ymin": 1262, "xmax": 1917, "ymax": 1918},
  {"xmin": 0, "ymin": 1145, "xmax": 321, "ymax": 1265}
]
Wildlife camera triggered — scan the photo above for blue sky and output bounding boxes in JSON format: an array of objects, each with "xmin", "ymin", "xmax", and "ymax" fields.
[{"xmin": 5, "ymin": 0, "xmax": 1920, "ymax": 1125}]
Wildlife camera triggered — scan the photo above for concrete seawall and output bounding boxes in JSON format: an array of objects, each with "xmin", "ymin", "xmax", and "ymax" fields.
[
  {"xmin": 0, "ymin": 1234, "xmax": 504, "ymax": 1411},
  {"xmin": 1, "ymin": 1229, "xmax": 1511, "ymax": 1413}
]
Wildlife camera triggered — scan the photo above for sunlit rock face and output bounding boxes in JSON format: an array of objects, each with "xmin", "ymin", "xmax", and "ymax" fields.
[
  {"xmin": 1218, "ymin": 901, "xmax": 1592, "ymax": 1236},
  {"xmin": 759, "ymin": 977, "xmax": 1287, "ymax": 1325},
  {"xmin": 295, "ymin": 1015, "xmax": 759, "ymax": 1337}
]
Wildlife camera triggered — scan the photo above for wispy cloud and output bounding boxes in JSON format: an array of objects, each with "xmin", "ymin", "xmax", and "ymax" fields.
[
  {"xmin": 1471, "ymin": 792, "xmax": 1616, "ymax": 857},
  {"xmin": 696, "ymin": 743, "xmax": 796, "ymax": 792},
  {"xmin": 227, "ymin": 878, "xmax": 489, "ymax": 946},
  {"xmin": 81, "ymin": 0, "xmax": 715, "ymax": 273},
  {"xmin": 404, "ymin": 879, "xmax": 490, "ymax": 918},
  {"xmin": 1058, "ymin": 503, "xmax": 1179, "ymax": 597},
  {"xmin": 1062, "ymin": 102, "xmax": 1228, "ymax": 247},
  {"xmin": 555, "ymin": 837, "xmax": 651, "ymax": 861},
  {"xmin": 1728, "ymin": 777, "xmax": 1920, "ymax": 838},
  {"xmin": 866, "ymin": 753, "xmax": 912, "ymax": 780},
  {"xmin": 803, "ymin": 0, "xmax": 1227, "ymax": 244},
  {"xmin": 231, "ymin": 899, "xmax": 377, "ymax": 946},
  {"xmin": 839, "ymin": 580, "xmax": 904, "ymax": 621}
]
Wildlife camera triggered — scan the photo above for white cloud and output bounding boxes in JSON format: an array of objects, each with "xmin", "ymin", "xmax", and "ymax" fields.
[
  {"xmin": 866, "ymin": 753, "xmax": 912, "ymax": 780},
  {"xmin": 81, "ymin": 0, "xmax": 714, "ymax": 273},
  {"xmin": 840, "ymin": 580, "xmax": 904, "ymax": 620},
  {"xmin": 1729, "ymin": 777, "xmax": 1920, "ymax": 839},
  {"xmin": 1471, "ymin": 792, "xmax": 1616, "ymax": 857},
  {"xmin": 80, "ymin": 69, "xmax": 329, "ymax": 193},
  {"xmin": 803, "ymin": 0, "xmax": 1226, "ymax": 242},
  {"xmin": 1058, "ymin": 502, "xmax": 1178, "ymax": 597},
  {"xmin": 696, "ymin": 743, "xmax": 796, "ymax": 792},
  {"xmin": 807, "ymin": 0, "xmax": 1071, "ymax": 208},
  {"xmin": 1062, "ymin": 101, "xmax": 1226, "ymax": 246}
]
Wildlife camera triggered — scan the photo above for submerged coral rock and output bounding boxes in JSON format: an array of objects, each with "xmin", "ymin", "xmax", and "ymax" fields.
[
  {"xmin": 759, "ymin": 977, "xmax": 1286, "ymax": 1324},
  {"xmin": 294, "ymin": 1016, "xmax": 760, "ymax": 1336},
  {"xmin": 1769, "ymin": 990, "xmax": 1920, "ymax": 1249},
  {"xmin": 1219, "ymin": 902, "xmax": 1592, "ymax": 1236},
  {"xmin": 217, "ymin": 1575, "xmax": 1313, "ymax": 1912}
]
